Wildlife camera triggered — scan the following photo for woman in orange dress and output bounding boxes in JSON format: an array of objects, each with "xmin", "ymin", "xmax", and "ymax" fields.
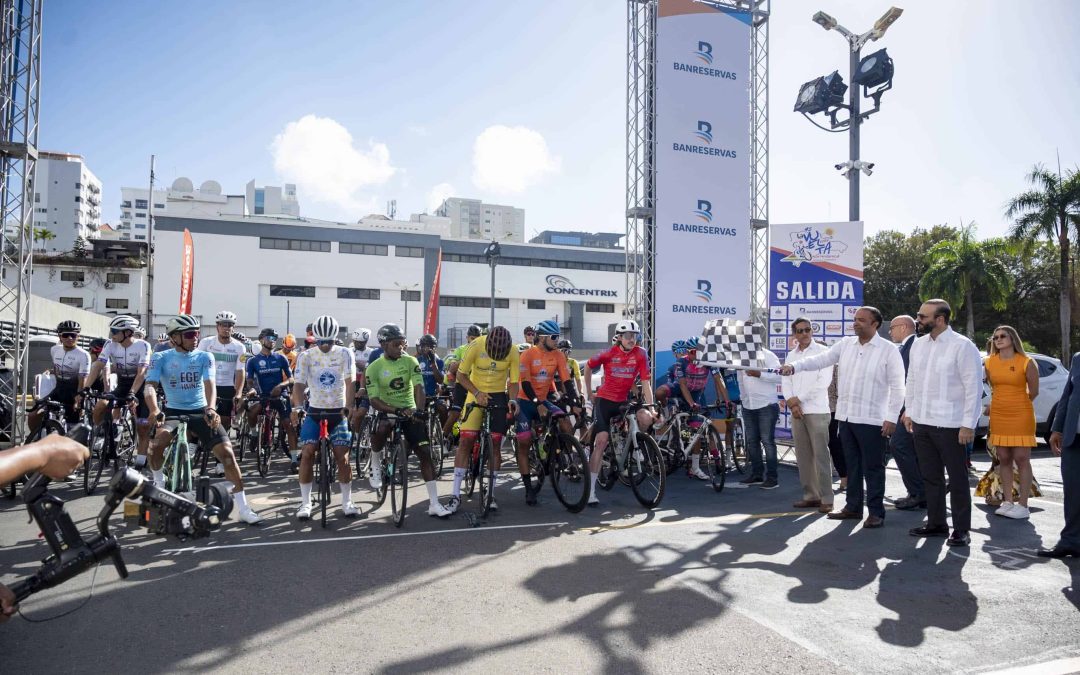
[{"xmin": 982, "ymin": 325, "xmax": 1038, "ymax": 519}]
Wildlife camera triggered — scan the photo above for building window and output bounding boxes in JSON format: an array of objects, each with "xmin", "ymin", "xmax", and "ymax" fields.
[
  {"xmin": 60, "ymin": 271, "xmax": 85, "ymax": 282},
  {"xmin": 153, "ymin": 203, "xmax": 165, "ymax": 209},
  {"xmin": 527, "ymin": 299, "xmax": 546, "ymax": 310},
  {"xmin": 121, "ymin": 200, "xmax": 131, "ymax": 208},
  {"xmin": 34, "ymin": 193, "xmax": 40, "ymax": 203},
  {"xmin": 106, "ymin": 272, "xmax": 130, "ymax": 284},
  {"xmin": 439, "ymin": 295, "xmax": 509, "ymax": 309},
  {"xmin": 586, "ymin": 303, "xmax": 615, "ymax": 313},
  {"xmin": 59, "ymin": 297, "xmax": 82, "ymax": 307},
  {"xmin": 135, "ymin": 212, "xmax": 146, "ymax": 218},
  {"xmin": 340, "ymin": 242, "xmax": 388, "ymax": 256},
  {"xmin": 259, "ymin": 237, "xmax": 330, "ymax": 252},
  {"xmin": 134, "ymin": 235, "xmax": 146, "ymax": 240},
  {"xmin": 74, "ymin": 196, "xmax": 81, "ymax": 203},
  {"xmin": 75, "ymin": 182, "xmax": 82, "ymax": 189},
  {"xmin": 135, "ymin": 199, "xmax": 148, "ymax": 209},
  {"xmin": 400, "ymin": 290, "xmax": 421, "ymax": 302},
  {"xmin": 122, "ymin": 211, "xmax": 131, "ymax": 219},
  {"xmin": 135, "ymin": 223, "xmax": 146, "ymax": 229},
  {"xmin": 441, "ymin": 253, "xmax": 625, "ymax": 273},
  {"xmin": 269, "ymin": 285, "xmax": 316, "ymax": 297},
  {"xmin": 106, "ymin": 298, "xmax": 129, "ymax": 309},
  {"xmin": 394, "ymin": 246, "xmax": 424, "ymax": 258},
  {"xmin": 338, "ymin": 288, "xmax": 380, "ymax": 300}
]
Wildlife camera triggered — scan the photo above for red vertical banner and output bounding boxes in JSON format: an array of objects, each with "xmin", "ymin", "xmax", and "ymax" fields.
[
  {"xmin": 179, "ymin": 228, "xmax": 195, "ymax": 313},
  {"xmin": 424, "ymin": 249, "xmax": 442, "ymax": 336}
]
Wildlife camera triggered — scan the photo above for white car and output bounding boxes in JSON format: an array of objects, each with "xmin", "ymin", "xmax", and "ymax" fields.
[{"xmin": 976, "ymin": 352, "xmax": 1067, "ymax": 442}]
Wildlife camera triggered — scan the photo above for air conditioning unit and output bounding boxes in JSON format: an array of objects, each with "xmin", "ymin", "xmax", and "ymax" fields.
[
  {"xmin": 72, "ymin": 280, "xmax": 83, "ymax": 288},
  {"xmin": 103, "ymin": 282, "xmax": 113, "ymax": 289}
]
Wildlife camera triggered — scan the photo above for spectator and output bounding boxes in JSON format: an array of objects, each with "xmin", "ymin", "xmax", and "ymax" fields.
[
  {"xmin": 1043, "ymin": 354, "xmax": 1080, "ymax": 558},
  {"xmin": 887, "ymin": 315, "xmax": 925, "ymax": 511},
  {"xmin": 782, "ymin": 318, "xmax": 833, "ymax": 512},
  {"xmin": 827, "ymin": 365, "xmax": 847, "ymax": 492},
  {"xmin": 737, "ymin": 346, "xmax": 782, "ymax": 490}
]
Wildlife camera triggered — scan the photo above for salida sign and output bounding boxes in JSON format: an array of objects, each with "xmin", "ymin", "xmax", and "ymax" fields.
[{"xmin": 545, "ymin": 274, "xmax": 616, "ymax": 298}]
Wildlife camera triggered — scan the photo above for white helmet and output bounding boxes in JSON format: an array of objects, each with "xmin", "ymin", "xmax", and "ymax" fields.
[
  {"xmin": 215, "ymin": 310, "xmax": 238, "ymax": 324},
  {"xmin": 133, "ymin": 326, "xmax": 146, "ymax": 338},
  {"xmin": 166, "ymin": 314, "xmax": 201, "ymax": 335},
  {"xmin": 311, "ymin": 315, "xmax": 339, "ymax": 340},
  {"xmin": 110, "ymin": 315, "xmax": 139, "ymax": 331},
  {"xmin": 352, "ymin": 328, "xmax": 372, "ymax": 342},
  {"xmin": 614, "ymin": 319, "xmax": 640, "ymax": 335}
]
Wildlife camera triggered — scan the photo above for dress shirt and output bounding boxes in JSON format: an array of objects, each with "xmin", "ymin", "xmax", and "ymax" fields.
[
  {"xmin": 904, "ymin": 327, "xmax": 983, "ymax": 429},
  {"xmin": 737, "ymin": 349, "xmax": 782, "ymax": 410},
  {"xmin": 781, "ymin": 341, "xmax": 832, "ymax": 414},
  {"xmin": 792, "ymin": 334, "xmax": 905, "ymax": 426}
]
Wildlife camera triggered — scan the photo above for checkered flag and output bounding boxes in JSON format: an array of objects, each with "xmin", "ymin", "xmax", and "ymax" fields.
[{"xmin": 698, "ymin": 319, "xmax": 767, "ymax": 370}]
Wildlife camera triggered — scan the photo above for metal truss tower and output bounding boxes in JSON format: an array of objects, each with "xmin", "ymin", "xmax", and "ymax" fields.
[
  {"xmin": 625, "ymin": 0, "xmax": 770, "ymax": 360},
  {"xmin": 0, "ymin": 0, "xmax": 41, "ymax": 445}
]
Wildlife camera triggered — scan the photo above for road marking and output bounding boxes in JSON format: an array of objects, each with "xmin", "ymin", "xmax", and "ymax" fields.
[
  {"xmin": 159, "ymin": 521, "xmax": 569, "ymax": 555},
  {"xmin": 981, "ymin": 656, "xmax": 1080, "ymax": 675}
]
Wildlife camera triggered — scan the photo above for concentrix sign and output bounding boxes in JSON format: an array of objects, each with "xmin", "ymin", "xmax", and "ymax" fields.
[{"xmin": 545, "ymin": 274, "xmax": 617, "ymax": 298}]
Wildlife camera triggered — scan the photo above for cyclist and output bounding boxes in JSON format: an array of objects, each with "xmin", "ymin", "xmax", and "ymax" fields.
[
  {"xmin": 442, "ymin": 324, "xmax": 482, "ymax": 438},
  {"xmin": 289, "ymin": 315, "xmax": 357, "ymax": 519},
  {"xmin": 278, "ymin": 333, "xmax": 299, "ymax": 371},
  {"xmin": 197, "ymin": 311, "xmax": 246, "ymax": 436},
  {"xmin": 87, "ymin": 338, "xmax": 108, "ymax": 395},
  {"xmin": 153, "ymin": 332, "xmax": 172, "ymax": 353},
  {"xmin": 28, "ymin": 320, "xmax": 90, "ymax": 433},
  {"xmin": 85, "ymin": 315, "xmax": 153, "ymax": 469},
  {"xmin": 366, "ymin": 323, "xmax": 452, "ymax": 518},
  {"xmin": 674, "ymin": 335, "xmax": 730, "ymax": 480},
  {"xmin": 144, "ymin": 314, "xmax": 262, "ymax": 525},
  {"xmin": 244, "ymin": 328, "xmax": 298, "ymax": 470},
  {"xmin": 558, "ymin": 339, "xmax": 584, "ymax": 394},
  {"xmin": 349, "ymin": 328, "xmax": 375, "ymax": 434},
  {"xmin": 446, "ymin": 325, "xmax": 519, "ymax": 513},
  {"xmin": 516, "ymin": 319, "xmax": 578, "ymax": 505},
  {"xmin": 517, "ymin": 325, "xmax": 537, "ymax": 354},
  {"xmin": 655, "ymin": 340, "xmax": 688, "ymax": 410},
  {"xmin": 415, "ymin": 334, "xmax": 446, "ymax": 427},
  {"xmin": 583, "ymin": 319, "xmax": 656, "ymax": 506}
]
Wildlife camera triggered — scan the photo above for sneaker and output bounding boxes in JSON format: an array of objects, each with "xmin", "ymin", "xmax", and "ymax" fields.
[
  {"xmin": 1002, "ymin": 504, "xmax": 1030, "ymax": 520},
  {"xmin": 995, "ymin": 502, "xmax": 1016, "ymax": 517},
  {"xmin": 587, "ymin": 495, "xmax": 600, "ymax": 507},
  {"xmin": 739, "ymin": 475, "xmax": 764, "ymax": 485},
  {"xmin": 341, "ymin": 502, "xmax": 359, "ymax": 518},
  {"xmin": 489, "ymin": 498, "xmax": 499, "ymax": 512},
  {"xmin": 427, "ymin": 502, "xmax": 452, "ymax": 518},
  {"xmin": 238, "ymin": 506, "xmax": 262, "ymax": 525},
  {"xmin": 689, "ymin": 467, "xmax": 710, "ymax": 481},
  {"xmin": 370, "ymin": 470, "xmax": 383, "ymax": 491},
  {"xmin": 289, "ymin": 460, "xmax": 299, "ymax": 475},
  {"xmin": 296, "ymin": 503, "xmax": 312, "ymax": 520},
  {"xmin": 759, "ymin": 479, "xmax": 779, "ymax": 490},
  {"xmin": 445, "ymin": 496, "xmax": 460, "ymax": 514},
  {"xmin": 211, "ymin": 463, "xmax": 226, "ymax": 476},
  {"xmin": 525, "ymin": 485, "xmax": 538, "ymax": 506}
]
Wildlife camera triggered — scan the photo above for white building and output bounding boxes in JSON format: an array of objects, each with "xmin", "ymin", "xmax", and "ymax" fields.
[
  {"xmin": 149, "ymin": 213, "xmax": 627, "ymax": 351},
  {"xmin": 29, "ymin": 240, "xmax": 148, "ymax": 318},
  {"xmin": 246, "ymin": 180, "xmax": 299, "ymax": 217},
  {"xmin": 119, "ymin": 178, "xmax": 245, "ymax": 241},
  {"xmin": 433, "ymin": 198, "xmax": 525, "ymax": 242},
  {"xmin": 33, "ymin": 151, "xmax": 103, "ymax": 252}
]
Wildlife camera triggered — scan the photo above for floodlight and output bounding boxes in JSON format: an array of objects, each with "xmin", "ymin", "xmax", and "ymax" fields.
[
  {"xmin": 794, "ymin": 71, "xmax": 847, "ymax": 114},
  {"xmin": 853, "ymin": 48, "xmax": 894, "ymax": 89},
  {"xmin": 812, "ymin": 11, "xmax": 837, "ymax": 30},
  {"xmin": 873, "ymin": 6, "xmax": 903, "ymax": 36}
]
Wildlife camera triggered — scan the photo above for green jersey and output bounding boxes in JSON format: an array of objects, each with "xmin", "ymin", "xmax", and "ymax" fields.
[
  {"xmin": 366, "ymin": 354, "xmax": 424, "ymax": 409},
  {"xmin": 448, "ymin": 342, "xmax": 470, "ymax": 365}
]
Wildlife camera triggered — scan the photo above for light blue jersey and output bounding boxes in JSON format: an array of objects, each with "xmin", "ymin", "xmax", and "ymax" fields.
[{"xmin": 146, "ymin": 348, "xmax": 216, "ymax": 411}]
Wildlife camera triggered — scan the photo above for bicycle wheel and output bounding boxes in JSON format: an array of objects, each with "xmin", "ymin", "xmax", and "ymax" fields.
[
  {"xmin": 114, "ymin": 416, "xmax": 136, "ymax": 471},
  {"xmin": 654, "ymin": 424, "xmax": 682, "ymax": 476},
  {"xmin": 83, "ymin": 422, "xmax": 106, "ymax": 495},
  {"xmin": 550, "ymin": 433, "xmax": 589, "ymax": 513},
  {"xmin": 706, "ymin": 425, "xmax": 727, "ymax": 493},
  {"xmin": 477, "ymin": 432, "xmax": 494, "ymax": 517},
  {"xmin": 354, "ymin": 418, "xmax": 372, "ymax": 477},
  {"xmin": 255, "ymin": 416, "xmax": 272, "ymax": 477},
  {"xmin": 319, "ymin": 441, "xmax": 332, "ymax": 528},
  {"xmin": 390, "ymin": 443, "xmax": 408, "ymax": 527},
  {"xmin": 627, "ymin": 432, "xmax": 666, "ymax": 509},
  {"xmin": 234, "ymin": 415, "xmax": 249, "ymax": 463},
  {"xmin": 428, "ymin": 416, "xmax": 445, "ymax": 478},
  {"xmin": 524, "ymin": 443, "xmax": 545, "ymax": 494},
  {"xmin": 597, "ymin": 445, "xmax": 619, "ymax": 490},
  {"xmin": 731, "ymin": 418, "xmax": 749, "ymax": 474},
  {"xmin": 463, "ymin": 441, "xmax": 479, "ymax": 498}
]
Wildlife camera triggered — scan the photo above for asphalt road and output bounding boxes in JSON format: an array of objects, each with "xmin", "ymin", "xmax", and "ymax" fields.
[{"xmin": 0, "ymin": 443, "xmax": 1077, "ymax": 674}]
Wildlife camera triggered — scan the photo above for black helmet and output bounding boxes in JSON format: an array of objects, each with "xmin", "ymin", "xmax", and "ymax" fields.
[
  {"xmin": 377, "ymin": 323, "xmax": 405, "ymax": 343},
  {"xmin": 523, "ymin": 325, "xmax": 535, "ymax": 336},
  {"xmin": 89, "ymin": 337, "xmax": 107, "ymax": 351},
  {"xmin": 419, "ymin": 334, "xmax": 437, "ymax": 348},
  {"xmin": 57, "ymin": 320, "xmax": 81, "ymax": 334},
  {"xmin": 259, "ymin": 328, "xmax": 278, "ymax": 340},
  {"xmin": 487, "ymin": 326, "xmax": 512, "ymax": 361},
  {"xmin": 558, "ymin": 338, "xmax": 573, "ymax": 351},
  {"xmin": 467, "ymin": 324, "xmax": 482, "ymax": 338}
]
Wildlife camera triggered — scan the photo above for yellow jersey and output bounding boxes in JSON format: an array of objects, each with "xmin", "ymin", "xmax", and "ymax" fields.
[
  {"xmin": 459, "ymin": 335, "xmax": 520, "ymax": 394},
  {"xmin": 568, "ymin": 357, "xmax": 582, "ymax": 380}
]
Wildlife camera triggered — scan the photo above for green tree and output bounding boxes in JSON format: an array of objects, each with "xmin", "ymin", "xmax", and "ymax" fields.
[
  {"xmin": 863, "ymin": 225, "xmax": 957, "ymax": 322},
  {"xmin": 967, "ymin": 240, "xmax": 1060, "ymax": 355},
  {"xmin": 1005, "ymin": 164, "xmax": 1080, "ymax": 359},
  {"xmin": 72, "ymin": 235, "xmax": 88, "ymax": 258},
  {"xmin": 32, "ymin": 227, "xmax": 55, "ymax": 251},
  {"xmin": 919, "ymin": 224, "xmax": 1012, "ymax": 337}
]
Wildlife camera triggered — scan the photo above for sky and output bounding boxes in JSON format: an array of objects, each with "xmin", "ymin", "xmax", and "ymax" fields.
[{"xmin": 40, "ymin": 0, "xmax": 1080, "ymax": 241}]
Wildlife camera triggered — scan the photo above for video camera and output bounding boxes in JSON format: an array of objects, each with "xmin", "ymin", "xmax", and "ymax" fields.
[{"xmin": 9, "ymin": 467, "xmax": 224, "ymax": 603}]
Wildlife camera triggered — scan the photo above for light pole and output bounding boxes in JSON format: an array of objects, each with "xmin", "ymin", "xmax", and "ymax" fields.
[
  {"xmin": 483, "ymin": 240, "xmax": 501, "ymax": 329},
  {"xmin": 394, "ymin": 282, "xmax": 419, "ymax": 336},
  {"xmin": 795, "ymin": 6, "xmax": 902, "ymax": 222}
]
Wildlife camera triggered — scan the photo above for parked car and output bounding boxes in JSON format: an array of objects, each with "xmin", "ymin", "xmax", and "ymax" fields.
[{"xmin": 976, "ymin": 352, "xmax": 1066, "ymax": 443}]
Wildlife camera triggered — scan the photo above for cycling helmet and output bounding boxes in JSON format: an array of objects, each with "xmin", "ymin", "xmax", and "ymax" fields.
[
  {"xmin": 215, "ymin": 310, "xmax": 238, "ymax": 324},
  {"xmin": 89, "ymin": 338, "xmax": 107, "ymax": 351},
  {"xmin": 523, "ymin": 325, "xmax": 535, "ymax": 336},
  {"xmin": 419, "ymin": 334, "xmax": 438, "ymax": 348},
  {"xmin": 157, "ymin": 333, "xmax": 168, "ymax": 341},
  {"xmin": 672, "ymin": 339, "xmax": 687, "ymax": 353},
  {"xmin": 536, "ymin": 319, "xmax": 560, "ymax": 336},
  {"xmin": 486, "ymin": 326, "xmax": 512, "ymax": 361},
  {"xmin": 283, "ymin": 334, "xmax": 296, "ymax": 348},
  {"xmin": 467, "ymin": 324, "xmax": 482, "ymax": 338},
  {"xmin": 57, "ymin": 320, "xmax": 80, "ymax": 333},
  {"xmin": 518, "ymin": 343, "xmax": 531, "ymax": 353},
  {"xmin": 110, "ymin": 315, "xmax": 139, "ymax": 331},
  {"xmin": 557, "ymin": 338, "xmax": 573, "ymax": 351},
  {"xmin": 685, "ymin": 335, "xmax": 701, "ymax": 351},
  {"xmin": 133, "ymin": 327, "xmax": 145, "ymax": 339},
  {"xmin": 377, "ymin": 323, "xmax": 405, "ymax": 343},
  {"xmin": 614, "ymin": 319, "xmax": 640, "ymax": 335},
  {"xmin": 166, "ymin": 314, "xmax": 201, "ymax": 335},
  {"xmin": 259, "ymin": 328, "xmax": 278, "ymax": 340},
  {"xmin": 351, "ymin": 328, "xmax": 371, "ymax": 343},
  {"xmin": 232, "ymin": 331, "xmax": 248, "ymax": 343},
  {"xmin": 311, "ymin": 315, "xmax": 339, "ymax": 340}
]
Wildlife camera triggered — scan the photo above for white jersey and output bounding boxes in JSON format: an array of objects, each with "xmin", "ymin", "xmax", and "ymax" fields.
[
  {"xmin": 51, "ymin": 344, "xmax": 91, "ymax": 382},
  {"xmin": 198, "ymin": 336, "xmax": 247, "ymax": 388},
  {"xmin": 294, "ymin": 345, "xmax": 355, "ymax": 410},
  {"xmin": 98, "ymin": 339, "xmax": 151, "ymax": 379},
  {"xmin": 352, "ymin": 345, "xmax": 375, "ymax": 372}
]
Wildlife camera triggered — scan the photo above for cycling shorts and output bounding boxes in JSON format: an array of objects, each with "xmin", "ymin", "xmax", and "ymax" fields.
[
  {"xmin": 112, "ymin": 376, "xmax": 149, "ymax": 421},
  {"xmin": 45, "ymin": 379, "xmax": 80, "ymax": 423},
  {"xmin": 514, "ymin": 398, "xmax": 563, "ymax": 436},
  {"xmin": 216, "ymin": 386, "xmax": 237, "ymax": 417},
  {"xmin": 299, "ymin": 408, "xmax": 351, "ymax": 447},
  {"xmin": 161, "ymin": 407, "xmax": 230, "ymax": 451},
  {"xmin": 460, "ymin": 392, "xmax": 510, "ymax": 434},
  {"xmin": 375, "ymin": 412, "xmax": 429, "ymax": 450},
  {"xmin": 590, "ymin": 397, "xmax": 626, "ymax": 436},
  {"xmin": 257, "ymin": 395, "xmax": 292, "ymax": 416}
]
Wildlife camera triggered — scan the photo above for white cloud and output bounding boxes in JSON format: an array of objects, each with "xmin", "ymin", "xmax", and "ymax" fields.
[
  {"xmin": 471, "ymin": 125, "xmax": 560, "ymax": 194},
  {"xmin": 270, "ymin": 114, "xmax": 397, "ymax": 217},
  {"xmin": 427, "ymin": 182, "xmax": 455, "ymax": 212}
]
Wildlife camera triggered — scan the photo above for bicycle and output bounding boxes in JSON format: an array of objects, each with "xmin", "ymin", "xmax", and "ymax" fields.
[
  {"xmin": 81, "ymin": 392, "xmax": 136, "ymax": 495},
  {"xmin": 522, "ymin": 399, "xmax": 591, "ymax": 512},
  {"xmin": 426, "ymin": 397, "xmax": 447, "ymax": 478},
  {"xmin": 154, "ymin": 413, "xmax": 201, "ymax": 496},
  {"xmin": 372, "ymin": 411, "xmax": 425, "ymax": 528},
  {"xmin": 304, "ymin": 409, "xmax": 341, "ymax": 528},
  {"xmin": 460, "ymin": 402, "xmax": 498, "ymax": 517},
  {"xmin": 352, "ymin": 412, "xmax": 374, "ymax": 478},
  {"xmin": 654, "ymin": 403, "xmax": 728, "ymax": 492},
  {"xmin": 723, "ymin": 401, "xmax": 750, "ymax": 474},
  {"xmin": 244, "ymin": 392, "xmax": 290, "ymax": 477},
  {"xmin": 595, "ymin": 401, "xmax": 667, "ymax": 509},
  {"xmin": 5, "ymin": 399, "xmax": 69, "ymax": 499}
]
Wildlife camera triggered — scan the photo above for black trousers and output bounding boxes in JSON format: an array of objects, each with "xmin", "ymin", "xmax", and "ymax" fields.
[
  {"xmin": 913, "ymin": 422, "xmax": 971, "ymax": 532},
  {"xmin": 828, "ymin": 413, "xmax": 847, "ymax": 478}
]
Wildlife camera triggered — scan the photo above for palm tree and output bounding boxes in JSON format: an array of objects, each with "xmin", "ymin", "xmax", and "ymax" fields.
[
  {"xmin": 32, "ymin": 227, "xmax": 55, "ymax": 251},
  {"xmin": 1005, "ymin": 164, "xmax": 1080, "ymax": 359},
  {"xmin": 919, "ymin": 224, "xmax": 1012, "ymax": 337}
]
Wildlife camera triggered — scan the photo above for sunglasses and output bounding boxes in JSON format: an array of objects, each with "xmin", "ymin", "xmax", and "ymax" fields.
[
  {"xmin": 60, "ymin": 332, "xmax": 78, "ymax": 339},
  {"xmin": 794, "ymin": 328, "xmax": 812, "ymax": 334},
  {"xmin": 180, "ymin": 330, "xmax": 200, "ymax": 339},
  {"xmin": 110, "ymin": 328, "xmax": 127, "ymax": 334},
  {"xmin": 263, "ymin": 335, "xmax": 279, "ymax": 341},
  {"xmin": 317, "ymin": 339, "xmax": 335, "ymax": 346},
  {"xmin": 993, "ymin": 334, "xmax": 1010, "ymax": 340}
]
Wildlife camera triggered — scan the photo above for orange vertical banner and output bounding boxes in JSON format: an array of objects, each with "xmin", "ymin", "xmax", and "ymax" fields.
[
  {"xmin": 424, "ymin": 249, "xmax": 442, "ymax": 336},
  {"xmin": 179, "ymin": 228, "xmax": 195, "ymax": 313}
]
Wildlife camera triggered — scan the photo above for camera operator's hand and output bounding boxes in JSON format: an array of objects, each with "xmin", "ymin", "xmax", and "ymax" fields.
[
  {"xmin": 0, "ymin": 583, "xmax": 16, "ymax": 623},
  {"xmin": 0, "ymin": 435, "xmax": 89, "ymax": 484}
]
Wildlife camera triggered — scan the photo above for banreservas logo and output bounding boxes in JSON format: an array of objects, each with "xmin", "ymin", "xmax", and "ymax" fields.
[{"xmin": 671, "ymin": 199, "xmax": 737, "ymax": 237}]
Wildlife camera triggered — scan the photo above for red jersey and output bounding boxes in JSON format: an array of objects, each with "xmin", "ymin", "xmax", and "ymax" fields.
[
  {"xmin": 588, "ymin": 345, "xmax": 650, "ymax": 402},
  {"xmin": 518, "ymin": 345, "xmax": 570, "ymax": 400}
]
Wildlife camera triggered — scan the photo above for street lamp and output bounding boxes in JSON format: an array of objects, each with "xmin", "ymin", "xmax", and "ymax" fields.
[
  {"xmin": 483, "ymin": 240, "xmax": 501, "ymax": 329},
  {"xmin": 795, "ymin": 6, "xmax": 903, "ymax": 222},
  {"xmin": 394, "ymin": 282, "xmax": 419, "ymax": 336}
]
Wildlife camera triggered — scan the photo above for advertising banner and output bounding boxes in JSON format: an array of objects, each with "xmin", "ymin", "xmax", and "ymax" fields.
[
  {"xmin": 179, "ymin": 228, "xmax": 194, "ymax": 314},
  {"xmin": 654, "ymin": 0, "xmax": 751, "ymax": 378},
  {"xmin": 769, "ymin": 221, "xmax": 864, "ymax": 435}
]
